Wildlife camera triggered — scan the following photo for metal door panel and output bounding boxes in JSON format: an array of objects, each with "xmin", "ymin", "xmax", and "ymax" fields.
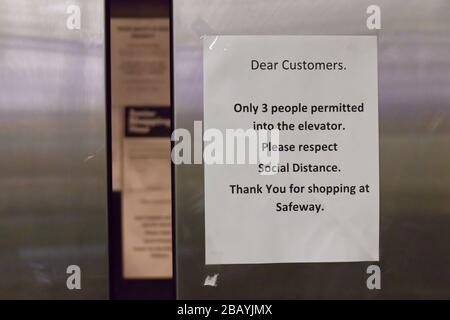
[
  {"xmin": 0, "ymin": 0, "xmax": 108, "ymax": 299},
  {"xmin": 173, "ymin": 0, "xmax": 450, "ymax": 299}
]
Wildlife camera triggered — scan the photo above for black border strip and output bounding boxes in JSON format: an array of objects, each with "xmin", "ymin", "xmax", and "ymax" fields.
[
  {"xmin": 169, "ymin": 0, "xmax": 177, "ymax": 300},
  {"xmin": 104, "ymin": 0, "xmax": 113, "ymax": 300}
]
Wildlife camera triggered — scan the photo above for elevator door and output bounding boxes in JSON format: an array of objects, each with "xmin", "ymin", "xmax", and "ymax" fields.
[
  {"xmin": 0, "ymin": 0, "xmax": 108, "ymax": 299},
  {"xmin": 173, "ymin": 0, "xmax": 450, "ymax": 299}
]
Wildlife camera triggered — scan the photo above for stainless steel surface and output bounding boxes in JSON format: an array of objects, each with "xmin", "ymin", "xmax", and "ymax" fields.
[
  {"xmin": 173, "ymin": 0, "xmax": 450, "ymax": 298},
  {"xmin": 0, "ymin": 0, "xmax": 108, "ymax": 299}
]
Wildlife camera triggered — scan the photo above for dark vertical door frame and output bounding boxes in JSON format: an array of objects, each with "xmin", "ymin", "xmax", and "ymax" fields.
[{"xmin": 106, "ymin": 0, "xmax": 175, "ymax": 300}]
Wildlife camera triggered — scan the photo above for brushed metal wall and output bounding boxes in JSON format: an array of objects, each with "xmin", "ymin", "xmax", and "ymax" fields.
[
  {"xmin": 0, "ymin": 0, "xmax": 108, "ymax": 299},
  {"xmin": 173, "ymin": 0, "xmax": 450, "ymax": 299}
]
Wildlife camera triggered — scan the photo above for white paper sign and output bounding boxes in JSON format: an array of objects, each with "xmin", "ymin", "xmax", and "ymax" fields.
[
  {"xmin": 122, "ymin": 137, "xmax": 172, "ymax": 279},
  {"xmin": 111, "ymin": 19, "xmax": 172, "ymax": 279},
  {"xmin": 204, "ymin": 36, "xmax": 379, "ymax": 265},
  {"xmin": 111, "ymin": 18, "xmax": 170, "ymax": 191}
]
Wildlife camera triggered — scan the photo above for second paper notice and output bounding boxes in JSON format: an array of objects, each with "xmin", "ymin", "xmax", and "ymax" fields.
[{"xmin": 203, "ymin": 36, "xmax": 379, "ymax": 265}]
